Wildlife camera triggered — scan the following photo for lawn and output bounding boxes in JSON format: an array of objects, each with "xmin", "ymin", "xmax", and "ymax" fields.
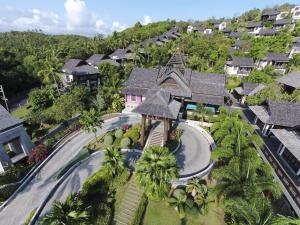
[
  {"xmin": 142, "ymin": 200, "xmax": 225, "ymax": 225},
  {"xmin": 11, "ymin": 104, "xmax": 31, "ymax": 119},
  {"xmin": 225, "ymin": 77, "xmax": 242, "ymax": 90}
]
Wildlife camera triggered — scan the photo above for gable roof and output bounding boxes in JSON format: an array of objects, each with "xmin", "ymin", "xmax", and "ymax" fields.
[
  {"xmin": 228, "ymin": 57, "xmax": 255, "ymax": 67},
  {"xmin": 132, "ymin": 89, "xmax": 181, "ymax": 119},
  {"xmin": 109, "ymin": 48, "xmax": 131, "ymax": 59},
  {"xmin": 228, "ymin": 32, "xmax": 243, "ymax": 39},
  {"xmin": 276, "ymin": 72, "xmax": 300, "ymax": 89},
  {"xmin": 235, "ymin": 82, "xmax": 266, "ymax": 96},
  {"xmin": 246, "ymin": 21, "xmax": 262, "ymax": 28},
  {"xmin": 250, "ymin": 101, "xmax": 300, "ymax": 127},
  {"xmin": 273, "ymin": 18, "xmax": 292, "ymax": 26},
  {"xmin": 271, "ymin": 129, "xmax": 300, "ymax": 161},
  {"xmin": 0, "ymin": 105, "xmax": 22, "ymax": 132},
  {"xmin": 293, "ymin": 37, "xmax": 300, "ymax": 44},
  {"xmin": 265, "ymin": 53, "xmax": 289, "ymax": 62},
  {"xmin": 62, "ymin": 59, "xmax": 99, "ymax": 75},
  {"xmin": 62, "ymin": 59, "xmax": 85, "ymax": 73},
  {"xmin": 262, "ymin": 9, "xmax": 279, "ymax": 16},
  {"xmin": 258, "ymin": 29, "xmax": 277, "ymax": 36},
  {"xmin": 86, "ymin": 54, "xmax": 106, "ymax": 66}
]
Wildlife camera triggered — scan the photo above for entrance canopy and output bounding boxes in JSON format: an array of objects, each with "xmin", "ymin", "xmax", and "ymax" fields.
[{"xmin": 133, "ymin": 88, "xmax": 181, "ymax": 120}]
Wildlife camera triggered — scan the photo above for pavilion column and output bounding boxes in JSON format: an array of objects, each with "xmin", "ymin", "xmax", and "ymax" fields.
[
  {"xmin": 147, "ymin": 118, "xmax": 152, "ymax": 130},
  {"xmin": 163, "ymin": 118, "xmax": 169, "ymax": 146},
  {"xmin": 141, "ymin": 115, "xmax": 146, "ymax": 147}
]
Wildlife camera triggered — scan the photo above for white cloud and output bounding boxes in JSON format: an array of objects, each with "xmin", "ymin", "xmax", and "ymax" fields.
[
  {"xmin": 142, "ymin": 15, "xmax": 152, "ymax": 25},
  {"xmin": 0, "ymin": 1, "xmax": 130, "ymax": 36},
  {"xmin": 112, "ymin": 21, "xmax": 127, "ymax": 32}
]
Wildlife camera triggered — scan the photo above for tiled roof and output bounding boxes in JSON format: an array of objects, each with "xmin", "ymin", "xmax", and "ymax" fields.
[
  {"xmin": 276, "ymin": 72, "xmax": 300, "ymax": 89},
  {"xmin": 229, "ymin": 57, "xmax": 255, "ymax": 67},
  {"xmin": 265, "ymin": 53, "xmax": 289, "ymax": 62},
  {"xmin": 0, "ymin": 105, "xmax": 22, "ymax": 132},
  {"xmin": 235, "ymin": 82, "xmax": 266, "ymax": 96},
  {"xmin": 86, "ymin": 54, "xmax": 106, "ymax": 66}
]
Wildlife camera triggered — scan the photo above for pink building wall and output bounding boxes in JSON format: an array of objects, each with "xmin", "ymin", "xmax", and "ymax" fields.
[{"xmin": 125, "ymin": 94, "xmax": 142, "ymax": 104}]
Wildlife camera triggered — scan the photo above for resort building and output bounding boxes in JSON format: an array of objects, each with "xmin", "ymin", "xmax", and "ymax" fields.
[
  {"xmin": 292, "ymin": 5, "xmax": 300, "ymax": 20},
  {"xmin": 224, "ymin": 56, "xmax": 255, "ymax": 76},
  {"xmin": 290, "ymin": 37, "xmax": 300, "ymax": 57},
  {"xmin": 273, "ymin": 19, "xmax": 293, "ymax": 30},
  {"xmin": 276, "ymin": 72, "xmax": 300, "ymax": 93},
  {"xmin": 261, "ymin": 9, "xmax": 280, "ymax": 22},
  {"xmin": 109, "ymin": 48, "xmax": 134, "ymax": 64},
  {"xmin": 86, "ymin": 54, "xmax": 120, "ymax": 68},
  {"xmin": 228, "ymin": 32, "xmax": 243, "ymax": 39},
  {"xmin": 257, "ymin": 28, "xmax": 277, "ymax": 37},
  {"xmin": 61, "ymin": 59, "xmax": 100, "ymax": 87},
  {"xmin": 249, "ymin": 101, "xmax": 300, "ymax": 136},
  {"xmin": 123, "ymin": 54, "xmax": 226, "ymax": 114},
  {"xmin": 257, "ymin": 53, "xmax": 289, "ymax": 73},
  {"xmin": 0, "ymin": 105, "xmax": 33, "ymax": 173},
  {"xmin": 246, "ymin": 21, "xmax": 263, "ymax": 34},
  {"xmin": 211, "ymin": 21, "xmax": 227, "ymax": 31},
  {"xmin": 234, "ymin": 82, "xmax": 266, "ymax": 104}
]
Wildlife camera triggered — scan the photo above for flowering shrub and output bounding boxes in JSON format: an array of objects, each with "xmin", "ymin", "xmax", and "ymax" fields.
[{"xmin": 27, "ymin": 144, "xmax": 49, "ymax": 165}]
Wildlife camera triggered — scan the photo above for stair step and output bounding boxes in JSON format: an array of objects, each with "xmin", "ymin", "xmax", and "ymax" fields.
[{"xmin": 115, "ymin": 214, "xmax": 131, "ymax": 223}]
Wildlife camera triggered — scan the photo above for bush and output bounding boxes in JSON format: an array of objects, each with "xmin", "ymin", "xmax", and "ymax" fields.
[
  {"xmin": 132, "ymin": 193, "xmax": 148, "ymax": 225},
  {"xmin": 104, "ymin": 135, "xmax": 114, "ymax": 146},
  {"xmin": 114, "ymin": 129, "xmax": 124, "ymax": 138},
  {"xmin": 0, "ymin": 183, "xmax": 18, "ymax": 202},
  {"xmin": 27, "ymin": 144, "xmax": 49, "ymax": 165},
  {"xmin": 124, "ymin": 125, "xmax": 140, "ymax": 142},
  {"xmin": 120, "ymin": 137, "xmax": 131, "ymax": 149}
]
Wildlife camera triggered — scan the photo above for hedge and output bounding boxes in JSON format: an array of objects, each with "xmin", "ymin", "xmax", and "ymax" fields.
[
  {"xmin": 132, "ymin": 193, "xmax": 148, "ymax": 225},
  {"xmin": 104, "ymin": 135, "xmax": 114, "ymax": 146},
  {"xmin": 115, "ymin": 129, "xmax": 124, "ymax": 139},
  {"xmin": 120, "ymin": 137, "xmax": 131, "ymax": 149},
  {"xmin": 0, "ymin": 183, "xmax": 19, "ymax": 202}
]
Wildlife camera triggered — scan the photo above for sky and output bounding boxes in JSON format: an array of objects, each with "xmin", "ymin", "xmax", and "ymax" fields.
[{"xmin": 0, "ymin": 0, "xmax": 299, "ymax": 36}]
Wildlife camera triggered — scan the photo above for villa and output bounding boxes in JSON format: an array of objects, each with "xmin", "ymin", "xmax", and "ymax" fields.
[
  {"xmin": 86, "ymin": 54, "xmax": 121, "ymax": 68},
  {"xmin": 276, "ymin": 71, "xmax": 300, "ymax": 93},
  {"xmin": 228, "ymin": 32, "xmax": 243, "ymax": 39},
  {"xmin": 273, "ymin": 18, "xmax": 293, "ymax": 30},
  {"xmin": 0, "ymin": 105, "xmax": 33, "ymax": 173},
  {"xmin": 234, "ymin": 82, "xmax": 266, "ymax": 104},
  {"xmin": 123, "ymin": 54, "xmax": 226, "ymax": 114},
  {"xmin": 246, "ymin": 21, "xmax": 263, "ymax": 34},
  {"xmin": 224, "ymin": 56, "xmax": 255, "ymax": 76},
  {"xmin": 292, "ymin": 5, "xmax": 300, "ymax": 20},
  {"xmin": 249, "ymin": 101, "xmax": 300, "ymax": 136},
  {"xmin": 211, "ymin": 21, "xmax": 227, "ymax": 31},
  {"xmin": 61, "ymin": 59, "xmax": 100, "ymax": 87},
  {"xmin": 223, "ymin": 28, "xmax": 231, "ymax": 36},
  {"xmin": 290, "ymin": 37, "xmax": 300, "ymax": 57},
  {"xmin": 257, "ymin": 53, "xmax": 290, "ymax": 73},
  {"xmin": 109, "ymin": 48, "xmax": 134, "ymax": 64},
  {"xmin": 257, "ymin": 28, "xmax": 277, "ymax": 37},
  {"xmin": 261, "ymin": 9, "xmax": 279, "ymax": 22}
]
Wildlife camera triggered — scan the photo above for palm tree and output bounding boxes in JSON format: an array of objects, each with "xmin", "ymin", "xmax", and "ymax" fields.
[
  {"xmin": 103, "ymin": 147, "xmax": 125, "ymax": 177},
  {"xmin": 186, "ymin": 178, "xmax": 209, "ymax": 215},
  {"xmin": 79, "ymin": 108, "xmax": 103, "ymax": 142},
  {"xmin": 168, "ymin": 189, "xmax": 194, "ymax": 219},
  {"xmin": 225, "ymin": 197, "xmax": 300, "ymax": 225},
  {"xmin": 135, "ymin": 146, "xmax": 178, "ymax": 199},
  {"xmin": 41, "ymin": 194, "xmax": 88, "ymax": 225},
  {"xmin": 212, "ymin": 156, "xmax": 282, "ymax": 202}
]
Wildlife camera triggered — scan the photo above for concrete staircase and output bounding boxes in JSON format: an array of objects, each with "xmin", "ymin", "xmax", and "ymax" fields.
[
  {"xmin": 113, "ymin": 178, "xmax": 144, "ymax": 225},
  {"xmin": 145, "ymin": 122, "xmax": 164, "ymax": 148}
]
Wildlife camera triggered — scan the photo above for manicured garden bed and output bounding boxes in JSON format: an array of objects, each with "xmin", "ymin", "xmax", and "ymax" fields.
[{"xmin": 88, "ymin": 124, "xmax": 142, "ymax": 151}]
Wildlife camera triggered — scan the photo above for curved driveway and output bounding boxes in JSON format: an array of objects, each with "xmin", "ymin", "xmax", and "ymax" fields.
[
  {"xmin": 0, "ymin": 115, "xmax": 140, "ymax": 225},
  {"xmin": 175, "ymin": 122, "xmax": 211, "ymax": 177}
]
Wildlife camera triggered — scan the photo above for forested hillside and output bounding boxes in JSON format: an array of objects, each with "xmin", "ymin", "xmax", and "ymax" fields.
[{"xmin": 0, "ymin": 20, "xmax": 177, "ymax": 97}]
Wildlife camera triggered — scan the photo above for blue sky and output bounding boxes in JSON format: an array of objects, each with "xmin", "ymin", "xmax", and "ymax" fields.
[{"xmin": 0, "ymin": 0, "xmax": 299, "ymax": 36}]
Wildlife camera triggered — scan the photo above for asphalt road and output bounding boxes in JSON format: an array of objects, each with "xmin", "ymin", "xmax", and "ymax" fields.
[
  {"xmin": 0, "ymin": 115, "xmax": 140, "ymax": 225},
  {"xmin": 175, "ymin": 122, "xmax": 211, "ymax": 177}
]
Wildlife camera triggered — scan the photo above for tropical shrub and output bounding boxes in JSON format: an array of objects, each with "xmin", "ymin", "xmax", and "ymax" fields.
[
  {"xmin": 120, "ymin": 137, "xmax": 131, "ymax": 149},
  {"xmin": 104, "ymin": 135, "xmax": 114, "ymax": 146},
  {"xmin": 27, "ymin": 144, "xmax": 49, "ymax": 165},
  {"xmin": 168, "ymin": 188, "xmax": 194, "ymax": 219},
  {"xmin": 103, "ymin": 148, "xmax": 125, "ymax": 177},
  {"xmin": 124, "ymin": 125, "xmax": 140, "ymax": 142},
  {"xmin": 115, "ymin": 129, "xmax": 124, "ymax": 138}
]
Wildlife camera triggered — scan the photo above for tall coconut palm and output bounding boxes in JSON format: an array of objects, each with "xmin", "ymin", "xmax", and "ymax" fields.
[
  {"xmin": 168, "ymin": 189, "xmax": 194, "ymax": 219},
  {"xmin": 225, "ymin": 197, "xmax": 300, "ymax": 225},
  {"xmin": 135, "ymin": 146, "xmax": 178, "ymax": 199},
  {"xmin": 103, "ymin": 147, "xmax": 125, "ymax": 177},
  {"xmin": 41, "ymin": 194, "xmax": 88, "ymax": 225},
  {"xmin": 212, "ymin": 156, "xmax": 282, "ymax": 202}
]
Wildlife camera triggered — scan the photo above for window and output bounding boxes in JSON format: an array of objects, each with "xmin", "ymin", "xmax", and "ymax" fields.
[{"xmin": 131, "ymin": 95, "xmax": 136, "ymax": 102}]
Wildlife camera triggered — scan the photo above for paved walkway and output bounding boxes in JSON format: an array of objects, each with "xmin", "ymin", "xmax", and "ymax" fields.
[
  {"xmin": 0, "ymin": 115, "xmax": 140, "ymax": 225},
  {"xmin": 37, "ymin": 152, "xmax": 105, "ymax": 222},
  {"xmin": 175, "ymin": 122, "xmax": 211, "ymax": 177}
]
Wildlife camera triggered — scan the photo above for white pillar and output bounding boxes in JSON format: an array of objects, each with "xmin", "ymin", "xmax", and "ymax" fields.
[
  {"xmin": 297, "ymin": 169, "xmax": 300, "ymax": 176},
  {"xmin": 277, "ymin": 143, "xmax": 283, "ymax": 154},
  {"xmin": 241, "ymin": 96, "xmax": 246, "ymax": 104},
  {"xmin": 253, "ymin": 116, "xmax": 258, "ymax": 124}
]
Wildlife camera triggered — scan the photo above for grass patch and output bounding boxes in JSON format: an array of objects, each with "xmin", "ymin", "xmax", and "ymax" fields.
[
  {"xmin": 11, "ymin": 104, "xmax": 31, "ymax": 119},
  {"xmin": 142, "ymin": 200, "xmax": 225, "ymax": 225},
  {"xmin": 23, "ymin": 208, "xmax": 37, "ymax": 225},
  {"xmin": 226, "ymin": 77, "xmax": 242, "ymax": 90}
]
